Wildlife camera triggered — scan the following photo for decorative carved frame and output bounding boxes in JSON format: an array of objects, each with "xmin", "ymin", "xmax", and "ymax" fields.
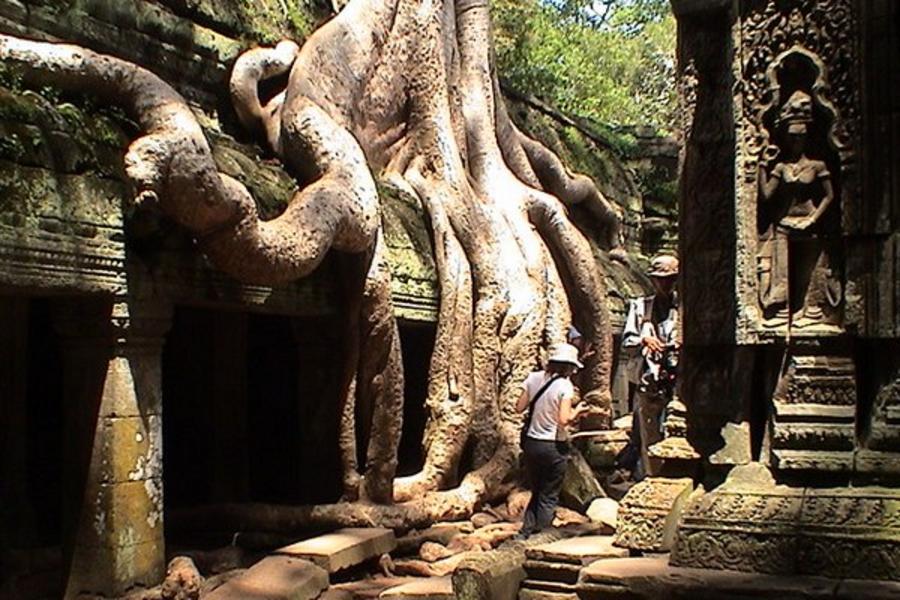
[{"xmin": 733, "ymin": 0, "xmax": 860, "ymax": 343}]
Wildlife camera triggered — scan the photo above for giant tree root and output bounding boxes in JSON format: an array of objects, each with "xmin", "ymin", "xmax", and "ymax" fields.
[{"xmin": 0, "ymin": 0, "xmax": 621, "ymax": 527}]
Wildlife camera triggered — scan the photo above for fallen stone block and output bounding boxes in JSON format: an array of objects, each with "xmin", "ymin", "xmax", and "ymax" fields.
[
  {"xmin": 204, "ymin": 555, "xmax": 328, "ymax": 600},
  {"xmin": 560, "ymin": 449, "xmax": 606, "ymax": 512},
  {"xmin": 379, "ymin": 576, "xmax": 454, "ymax": 600},
  {"xmin": 614, "ymin": 477, "xmax": 694, "ymax": 552},
  {"xmin": 276, "ymin": 528, "xmax": 397, "ymax": 573},
  {"xmin": 526, "ymin": 536, "xmax": 627, "ymax": 566}
]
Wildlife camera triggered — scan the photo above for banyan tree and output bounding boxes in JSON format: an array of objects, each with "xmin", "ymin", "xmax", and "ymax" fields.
[{"xmin": 0, "ymin": 0, "xmax": 622, "ymax": 528}]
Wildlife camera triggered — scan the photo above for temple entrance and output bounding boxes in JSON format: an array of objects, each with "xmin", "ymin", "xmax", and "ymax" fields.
[
  {"xmin": 162, "ymin": 306, "xmax": 346, "ymax": 545},
  {"xmin": 396, "ymin": 320, "xmax": 437, "ymax": 477},
  {"xmin": 0, "ymin": 296, "xmax": 99, "ymax": 599}
]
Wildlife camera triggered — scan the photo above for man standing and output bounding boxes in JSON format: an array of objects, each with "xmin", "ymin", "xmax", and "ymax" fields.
[{"xmin": 617, "ymin": 255, "xmax": 679, "ymax": 480}]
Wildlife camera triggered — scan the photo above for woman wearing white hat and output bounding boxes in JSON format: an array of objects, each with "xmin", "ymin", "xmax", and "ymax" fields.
[{"xmin": 514, "ymin": 342, "xmax": 590, "ymax": 539}]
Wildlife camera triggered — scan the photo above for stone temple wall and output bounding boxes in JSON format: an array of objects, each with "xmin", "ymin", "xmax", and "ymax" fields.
[{"xmin": 670, "ymin": 0, "xmax": 900, "ymax": 582}]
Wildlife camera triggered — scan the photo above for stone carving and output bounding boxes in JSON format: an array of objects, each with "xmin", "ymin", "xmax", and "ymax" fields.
[
  {"xmin": 740, "ymin": 0, "xmax": 859, "ymax": 163},
  {"xmin": 673, "ymin": 465, "xmax": 900, "ymax": 581},
  {"xmin": 733, "ymin": 0, "xmax": 860, "ymax": 339},
  {"xmin": 755, "ymin": 56, "xmax": 843, "ymax": 331},
  {"xmin": 769, "ymin": 347, "xmax": 856, "ymax": 473},
  {"xmin": 613, "ymin": 477, "xmax": 694, "ymax": 552}
]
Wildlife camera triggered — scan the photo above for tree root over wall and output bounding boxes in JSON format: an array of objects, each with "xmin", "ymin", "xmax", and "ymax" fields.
[{"xmin": 0, "ymin": 0, "xmax": 621, "ymax": 527}]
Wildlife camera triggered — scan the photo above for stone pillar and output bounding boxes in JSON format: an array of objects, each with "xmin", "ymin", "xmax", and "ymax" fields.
[{"xmin": 53, "ymin": 297, "xmax": 171, "ymax": 598}]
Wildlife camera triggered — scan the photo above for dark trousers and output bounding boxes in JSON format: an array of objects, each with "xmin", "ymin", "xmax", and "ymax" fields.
[{"xmin": 521, "ymin": 437, "xmax": 568, "ymax": 534}]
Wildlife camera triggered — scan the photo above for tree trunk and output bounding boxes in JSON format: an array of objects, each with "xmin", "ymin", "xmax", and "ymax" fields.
[{"xmin": 0, "ymin": 0, "xmax": 620, "ymax": 527}]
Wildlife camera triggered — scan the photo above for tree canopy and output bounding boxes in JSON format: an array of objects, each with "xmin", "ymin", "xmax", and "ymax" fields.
[{"xmin": 493, "ymin": 0, "xmax": 676, "ymax": 133}]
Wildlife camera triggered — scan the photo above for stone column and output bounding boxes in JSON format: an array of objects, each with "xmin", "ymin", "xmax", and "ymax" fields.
[{"xmin": 53, "ymin": 297, "xmax": 171, "ymax": 598}]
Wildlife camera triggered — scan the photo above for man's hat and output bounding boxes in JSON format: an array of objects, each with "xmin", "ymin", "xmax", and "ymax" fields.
[
  {"xmin": 648, "ymin": 255, "xmax": 679, "ymax": 278},
  {"xmin": 547, "ymin": 342, "xmax": 583, "ymax": 369}
]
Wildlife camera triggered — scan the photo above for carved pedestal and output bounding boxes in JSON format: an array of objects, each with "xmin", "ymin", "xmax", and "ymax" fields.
[
  {"xmin": 614, "ymin": 477, "xmax": 695, "ymax": 552},
  {"xmin": 53, "ymin": 297, "xmax": 170, "ymax": 598},
  {"xmin": 769, "ymin": 346, "xmax": 857, "ymax": 473}
]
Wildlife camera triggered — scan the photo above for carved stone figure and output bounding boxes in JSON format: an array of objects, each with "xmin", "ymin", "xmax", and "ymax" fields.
[{"xmin": 757, "ymin": 86, "xmax": 841, "ymax": 330}]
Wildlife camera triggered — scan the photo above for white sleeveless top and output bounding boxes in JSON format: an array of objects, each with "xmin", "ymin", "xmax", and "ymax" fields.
[{"xmin": 522, "ymin": 370, "xmax": 574, "ymax": 441}]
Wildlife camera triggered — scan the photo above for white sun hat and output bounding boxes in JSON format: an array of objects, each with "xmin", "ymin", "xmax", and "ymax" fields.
[{"xmin": 547, "ymin": 342, "xmax": 584, "ymax": 369}]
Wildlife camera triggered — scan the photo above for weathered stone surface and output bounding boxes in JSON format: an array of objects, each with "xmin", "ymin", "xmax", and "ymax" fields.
[
  {"xmin": 452, "ymin": 529, "xmax": 573, "ymax": 600},
  {"xmin": 522, "ymin": 560, "xmax": 581, "ymax": 585},
  {"xmin": 613, "ymin": 478, "xmax": 693, "ymax": 552},
  {"xmin": 453, "ymin": 547, "xmax": 527, "ymax": 600},
  {"xmin": 395, "ymin": 522, "xmax": 473, "ymax": 555},
  {"xmin": 204, "ymin": 555, "xmax": 329, "ymax": 600},
  {"xmin": 517, "ymin": 589, "xmax": 577, "ymax": 600},
  {"xmin": 329, "ymin": 577, "xmax": 422, "ymax": 600},
  {"xmin": 585, "ymin": 498, "xmax": 618, "ymax": 533},
  {"xmin": 526, "ymin": 536, "xmax": 626, "ymax": 566},
  {"xmin": 672, "ymin": 465, "xmax": 900, "ymax": 581},
  {"xmin": 579, "ymin": 555, "xmax": 866, "ymax": 599},
  {"xmin": 559, "ymin": 449, "xmax": 605, "ymax": 511},
  {"xmin": 518, "ymin": 579, "xmax": 577, "ymax": 596},
  {"xmin": 161, "ymin": 556, "xmax": 203, "ymax": 600},
  {"xmin": 379, "ymin": 576, "xmax": 454, "ymax": 600},
  {"xmin": 707, "ymin": 421, "xmax": 751, "ymax": 465},
  {"xmin": 584, "ymin": 430, "xmax": 629, "ymax": 470},
  {"xmin": 276, "ymin": 528, "xmax": 397, "ymax": 573}
]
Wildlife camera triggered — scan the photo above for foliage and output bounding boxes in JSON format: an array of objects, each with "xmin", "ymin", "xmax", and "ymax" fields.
[{"xmin": 493, "ymin": 0, "xmax": 676, "ymax": 133}]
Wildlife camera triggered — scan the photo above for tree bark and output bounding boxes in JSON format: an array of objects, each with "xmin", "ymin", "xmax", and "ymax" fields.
[{"xmin": 0, "ymin": 0, "xmax": 621, "ymax": 528}]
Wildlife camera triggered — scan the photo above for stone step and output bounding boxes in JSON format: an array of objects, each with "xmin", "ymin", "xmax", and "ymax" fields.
[
  {"xmin": 518, "ymin": 588, "xmax": 578, "ymax": 600},
  {"xmin": 204, "ymin": 555, "xmax": 328, "ymax": 600},
  {"xmin": 578, "ymin": 556, "xmax": 900, "ymax": 599},
  {"xmin": 378, "ymin": 576, "xmax": 454, "ymax": 600},
  {"xmin": 328, "ymin": 576, "xmax": 423, "ymax": 600},
  {"xmin": 525, "ymin": 536, "xmax": 628, "ymax": 565},
  {"xmin": 276, "ymin": 528, "xmax": 397, "ymax": 573},
  {"xmin": 523, "ymin": 560, "xmax": 580, "ymax": 585},
  {"xmin": 520, "ymin": 578, "xmax": 578, "ymax": 595}
]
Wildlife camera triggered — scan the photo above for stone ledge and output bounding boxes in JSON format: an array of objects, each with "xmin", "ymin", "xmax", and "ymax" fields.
[{"xmin": 578, "ymin": 555, "xmax": 900, "ymax": 599}]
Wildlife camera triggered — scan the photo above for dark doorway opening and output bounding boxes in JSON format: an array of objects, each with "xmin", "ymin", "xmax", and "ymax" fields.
[
  {"xmin": 162, "ymin": 306, "xmax": 345, "ymax": 545},
  {"xmin": 1, "ymin": 297, "xmax": 65, "ymax": 599},
  {"xmin": 396, "ymin": 320, "xmax": 436, "ymax": 477}
]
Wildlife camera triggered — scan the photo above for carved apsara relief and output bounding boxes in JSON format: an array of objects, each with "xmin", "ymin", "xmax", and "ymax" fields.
[
  {"xmin": 736, "ymin": 0, "xmax": 859, "ymax": 336},
  {"xmin": 754, "ymin": 51, "xmax": 845, "ymax": 332}
]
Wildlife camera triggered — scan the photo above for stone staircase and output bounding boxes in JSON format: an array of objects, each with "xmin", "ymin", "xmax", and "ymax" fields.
[{"xmin": 518, "ymin": 536, "xmax": 627, "ymax": 600}]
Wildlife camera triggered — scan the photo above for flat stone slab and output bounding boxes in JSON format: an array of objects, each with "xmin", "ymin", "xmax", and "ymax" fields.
[
  {"xmin": 523, "ymin": 560, "xmax": 581, "ymax": 585},
  {"xmin": 526, "ymin": 536, "xmax": 627, "ymax": 565},
  {"xmin": 578, "ymin": 556, "xmax": 900, "ymax": 599},
  {"xmin": 329, "ymin": 577, "xmax": 422, "ymax": 600},
  {"xmin": 277, "ymin": 528, "xmax": 397, "ymax": 573},
  {"xmin": 379, "ymin": 576, "xmax": 454, "ymax": 600},
  {"xmin": 518, "ymin": 589, "xmax": 577, "ymax": 600},
  {"xmin": 205, "ymin": 555, "xmax": 328, "ymax": 600},
  {"xmin": 520, "ymin": 578, "xmax": 578, "ymax": 595}
]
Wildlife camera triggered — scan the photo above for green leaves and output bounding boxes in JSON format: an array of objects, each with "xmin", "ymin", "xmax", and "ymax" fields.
[{"xmin": 493, "ymin": 0, "xmax": 676, "ymax": 133}]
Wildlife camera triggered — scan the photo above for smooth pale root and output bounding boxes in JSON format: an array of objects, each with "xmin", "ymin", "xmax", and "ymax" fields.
[{"xmin": 0, "ymin": 0, "xmax": 620, "ymax": 528}]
